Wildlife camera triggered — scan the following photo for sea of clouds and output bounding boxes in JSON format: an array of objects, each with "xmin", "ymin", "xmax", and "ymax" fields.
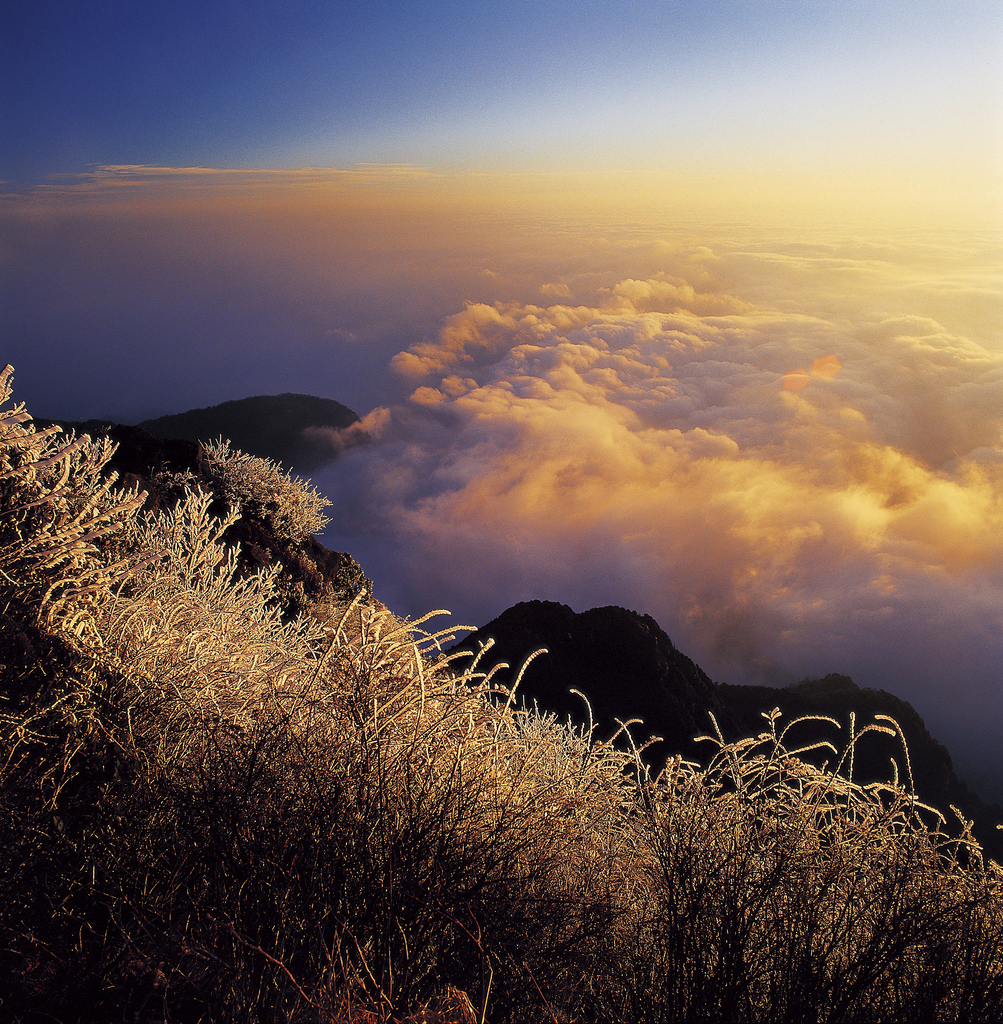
[
  {"xmin": 3, "ymin": 173, "xmax": 1000, "ymax": 791},
  {"xmin": 314, "ymin": 229, "xmax": 1003, "ymax": 785}
]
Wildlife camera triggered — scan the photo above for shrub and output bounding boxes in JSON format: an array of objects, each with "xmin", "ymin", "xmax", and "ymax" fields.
[
  {"xmin": 0, "ymin": 363, "xmax": 149, "ymax": 646},
  {"xmin": 202, "ymin": 437, "xmax": 332, "ymax": 543},
  {"xmin": 593, "ymin": 712, "xmax": 1003, "ymax": 1022}
]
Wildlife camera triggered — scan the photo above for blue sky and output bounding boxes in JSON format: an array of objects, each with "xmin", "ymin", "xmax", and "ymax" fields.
[{"xmin": 3, "ymin": 1, "xmax": 1000, "ymax": 186}]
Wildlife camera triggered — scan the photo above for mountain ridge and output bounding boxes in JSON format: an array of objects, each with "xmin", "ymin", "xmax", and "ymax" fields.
[
  {"xmin": 138, "ymin": 392, "xmax": 362, "ymax": 471},
  {"xmin": 451, "ymin": 600, "xmax": 1003, "ymax": 862}
]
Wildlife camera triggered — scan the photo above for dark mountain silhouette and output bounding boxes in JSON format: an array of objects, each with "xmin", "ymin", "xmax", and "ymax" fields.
[
  {"xmin": 451, "ymin": 600, "xmax": 726, "ymax": 761},
  {"xmin": 452, "ymin": 600, "xmax": 1003, "ymax": 862},
  {"xmin": 138, "ymin": 392, "xmax": 362, "ymax": 471}
]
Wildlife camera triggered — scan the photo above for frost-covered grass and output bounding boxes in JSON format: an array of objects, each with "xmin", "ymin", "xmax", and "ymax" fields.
[
  {"xmin": 2, "ymin": 365, "xmax": 1002, "ymax": 1022},
  {"xmin": 202, "ymin": 436, "xmax": 332, "ymax": 543}
]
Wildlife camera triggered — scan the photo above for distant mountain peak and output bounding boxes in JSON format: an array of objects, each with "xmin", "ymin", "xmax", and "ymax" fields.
[
  {"xmin": 139, "ymin": 392, "xmax": 362, "ymax": 472},
  {"xmin": 451, "ymin": 600, "xmax": 720, "ymax": 752}
]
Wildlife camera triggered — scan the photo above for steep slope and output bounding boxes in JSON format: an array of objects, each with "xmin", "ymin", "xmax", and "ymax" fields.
[
  {"xmin": 452, "ymin": 601, "xmax": 1003, "ymax": 862},
  {"xmin": 6, "ymin": 368, "xmax": 1003, "ymax": 1021}
]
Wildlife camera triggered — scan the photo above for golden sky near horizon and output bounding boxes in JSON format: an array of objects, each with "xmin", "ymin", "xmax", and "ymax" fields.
[
  {"xmin": 4, "ymin": 0, "xmax": 1002, "ymax": 788},
  {"xmin": 5, "ymin": 161, "xmax": 1001, "ymax": 231}
]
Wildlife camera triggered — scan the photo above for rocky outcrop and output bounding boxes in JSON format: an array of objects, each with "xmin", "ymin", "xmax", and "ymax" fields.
[{"xmin": 451, "ymin": 601, "xmax": 1003, "ymax": 862}]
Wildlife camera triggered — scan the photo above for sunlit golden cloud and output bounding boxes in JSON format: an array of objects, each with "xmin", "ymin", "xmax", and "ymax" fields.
[
  {"xmin": 784, "ymin": 355, "xmax": 841, "ymax": 391},
  {"xmin": 3, "ymin": 165, "xmax": 1000, "ymax": 757},
  {"xmin": 318, "ymin": 226, "xmax": 1003, "ymax": 747}
]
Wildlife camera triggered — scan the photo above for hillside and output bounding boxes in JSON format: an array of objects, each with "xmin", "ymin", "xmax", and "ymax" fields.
[
  {"xmin": 4, "ymin": 368, "xmax": 1003, "ymax": 1022},
  {"xmin": 34, "ymin": 406, "xmax": 1003, "ymax": 860}
]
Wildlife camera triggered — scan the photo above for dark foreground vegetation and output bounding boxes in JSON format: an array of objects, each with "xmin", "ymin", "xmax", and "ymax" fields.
[{"xmin": 3, "ymin": 365, "xmax": 1002, "ymax": 1022}]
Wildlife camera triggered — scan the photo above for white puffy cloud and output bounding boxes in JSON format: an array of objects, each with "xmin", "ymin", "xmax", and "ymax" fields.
[
  {"xmin": 303, "ymin": 406, "xmax": 391, "ymax": 455},
  {"xmin": 320, "ymin": 233, "xmax": 1003, "ymax": 757},
  {"xmin": 540, "ymin": 282, "xmax": 572, "ymax": 298}
]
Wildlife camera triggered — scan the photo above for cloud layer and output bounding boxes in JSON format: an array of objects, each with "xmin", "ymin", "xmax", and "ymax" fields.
[
  {"xmin": 3, "ymin": 169, "xmax": 999, "ymax": 778},
  {"xmin": 319, "ymin": 233, "xmax": 1003, "ymax": 757}
]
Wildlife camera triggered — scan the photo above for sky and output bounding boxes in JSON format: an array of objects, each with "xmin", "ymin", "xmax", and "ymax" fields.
[{"xmin": 2, "ymin": 2, "xmax": 1002, "ymax": 794}]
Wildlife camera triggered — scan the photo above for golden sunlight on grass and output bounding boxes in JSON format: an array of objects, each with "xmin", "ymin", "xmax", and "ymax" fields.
[{"xmin": 2, "ymin": 365, "xmax": 1003, "ymax": 1020}]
